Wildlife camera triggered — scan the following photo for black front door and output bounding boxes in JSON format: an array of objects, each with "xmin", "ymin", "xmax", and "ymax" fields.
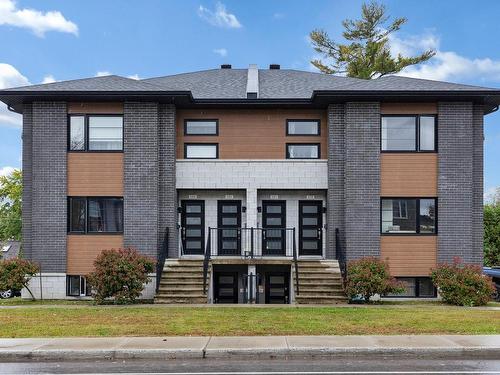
[
  {"xmin": 214, "ymin": 272, "xmax": 238, "ymax": 303},
  {"xmin": 217, "ymin": 200, "xmax": 241, "ymax": 255},
  {"xmin": 299, "ymin": 200, "xmax": 323, "ymax": 256},
  {"xmin": 181, "ymin": 200, "xmax": 204, "ymax": 255},
  {"xmin": 265, "ymin": 273, "xmax": 289, "ymax": 304},
  {"xmin": 262, "ymin": 201, "xmax": 286, "ymax": 256}
]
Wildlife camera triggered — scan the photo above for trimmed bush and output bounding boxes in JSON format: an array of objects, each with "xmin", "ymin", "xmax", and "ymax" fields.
[
  {"xmin": 431, "ymin": 257, "xmax": 495, "ymax": 306},
  {"xmin": 87, "ymin": 248, "xmax": 155, "ymax": 304},
  {"xmin": 0, "ymin": 257, "xmax": 39, "ymax": 299},
  {"xmin": 345, "ymin": 257, "xmax": 404, "ymax": 302}
]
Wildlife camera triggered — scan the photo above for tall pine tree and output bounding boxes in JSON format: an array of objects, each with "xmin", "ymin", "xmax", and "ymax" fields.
[{"xmin": 310, "ymin": 1, "xmax": 435, "ymax": 79}]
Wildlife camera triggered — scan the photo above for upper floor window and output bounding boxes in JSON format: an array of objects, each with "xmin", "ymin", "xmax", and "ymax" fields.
[
  {"xmin": 286, "ymin": 143, "xmax": 320, "ymax": 159},
  {"xmin": 184, "ymin": 120, "xmax": 218, "ymax": 135},
  {"xmin": 381, "ymin": 198, "xmax": 437, "ymax": 234},
  {"xmin": 381, "ymin": 115, "xmax": 436, "ymax": 152},
  {"xmin": 69, "ymin": 115, "xmax": 123, "ymax": 151},
  {"xmin": 68, "ymin": 197, "xmax": 123, "ymax": 233},
  {"xmin": 184, "ymin": 143, "xmax": 218, "ymax": 159},
  {"xmin": 286, "ymin": 120, "xmax": 320, "ymax": 136}
]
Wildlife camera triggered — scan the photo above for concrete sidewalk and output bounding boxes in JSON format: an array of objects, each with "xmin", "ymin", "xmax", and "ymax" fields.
[{"xmin": 0, "ymin": 335, "xmax": 499, "ymax": 360}]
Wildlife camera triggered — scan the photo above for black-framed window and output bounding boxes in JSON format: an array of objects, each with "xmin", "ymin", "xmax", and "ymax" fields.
[
  {"xmin": 184, "ymin": 143, "xmax": 218, "ymax": 159},
  {"xmin": 66, "ymin": 275, "xmax": 91, "ymax": 297},
  {"xmin": 68, "ymin": 197, "xmax": 123, "ymax": 234},
  {"xmin": 381, "ymin": 115, "xmax": 436, "ymax": 152},
  {"xmin": 381, "ymin": 198, "xmax": 437, "ymax": 234},
  {"xmin": 286, "ymin": 120, "xmax": 320, "ymax": 136},
  {"xmin": 68, "ymin": 115, "xmax": 123, "ymax": 151},
  {"xmin": 184, "ymin": 120, "xmax": 218, "ymax": 135},
  {"xmin": 386, "ymin": 277, "xmax": 437, "ymax": 298},
  {"xmin": 286, "ymin": 143, "xmax": 320, "ymax": 159}
]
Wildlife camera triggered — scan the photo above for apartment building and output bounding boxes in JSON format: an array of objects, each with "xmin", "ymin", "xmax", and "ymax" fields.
[{"xmin": 1, "ymin": 64, "xmax": 498, "ymax": 303}]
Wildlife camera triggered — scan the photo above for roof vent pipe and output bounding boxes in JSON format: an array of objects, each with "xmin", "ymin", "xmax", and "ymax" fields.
[
  {"xmin": 269, "ymin": 64, "xmax": 280, "ymax": 70},
  {"xmin": 246, "ymin": 64, "xmax": 259, "ymax": 99},
  {"xmin": 221, "ymin": 64, "xmax": 232, "ymax": 69}
]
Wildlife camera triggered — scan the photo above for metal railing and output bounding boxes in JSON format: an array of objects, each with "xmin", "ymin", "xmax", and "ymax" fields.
[
  {"xmin": 335, "ymin": 228, "xmax": 347, "ymax": 282},
  {"xmin": 202, "ymin": 227, "xmax": 297, "ymax": 257},
  {"xmin": 156, "ymin": 227, "xmax": 169, "ymax": 293}
]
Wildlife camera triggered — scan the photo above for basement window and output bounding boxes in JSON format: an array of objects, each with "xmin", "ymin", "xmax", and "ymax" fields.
[
  {"xmin": 386, "ymin": 277, "xmax": 436, "ymax": 298},
  {"xmin": 66, "ymin": 275, "xmax": 91, "ymax": 297}
]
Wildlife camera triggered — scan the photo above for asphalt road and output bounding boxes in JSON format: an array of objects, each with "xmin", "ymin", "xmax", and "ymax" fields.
[{"xmin": 1, "ymin": 357, "xmax": 500, "ymax": 374}]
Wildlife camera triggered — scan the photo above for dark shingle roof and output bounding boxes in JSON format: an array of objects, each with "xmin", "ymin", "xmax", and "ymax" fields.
[
  {"xmin": 1, "ymin": 67, "xmax": 498, "ymax": 100},
  {"xmin": 6, "ymin": 75, "xmax": 164, "ymax": 92},
  {"xmin": 143, "ymin": 69, "xmax": 248, "ymax": 99}
]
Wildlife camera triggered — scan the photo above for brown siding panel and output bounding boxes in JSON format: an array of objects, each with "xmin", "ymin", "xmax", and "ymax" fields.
[
  {"xmin": 68, "ymin": 102, "xmax": 124, "ymax": 114},
  {"xmin": 381, "ymin": 103, "xmax": 437, "ymax": 114},
  {"xmin": 67, "ymin": 153, "xmax": 124, "ymax": 196},
  {"xmin": 177, "ymin": 109, "xmax": 327, "ymax": 159},
  {"xmin": 380, "ymin": 236, "xmax": 437, "ymax": 276},
  {"xmin": 381, "ymin": 153, "xmax": 438, "ymax": 196},
  {"xmin": 67, "ymin": 235, "xmax": 124, "ymax": 274}
]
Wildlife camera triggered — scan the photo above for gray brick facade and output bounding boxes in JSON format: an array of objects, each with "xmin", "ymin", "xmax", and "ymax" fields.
[
  {"xmin": 158, "ymin": 104, "xmax": 178, "ymax": 258},
  {"xmin": 327, "ymin": 104, "xmax": 345, "ymax": 259},
  {"xmin": 344, "ymin": 102, "xmax": 381, "ymax": 260},
  {"xmin": 472, "ymin": 104, "xmax": 484, "ymax": 265},
  {"xmin": 31, "ymin": 102, "xmax": 67, "ymax": 272},
  {"xmin": 437, "ymin": 102, "xmax": 475, "ymax": 263},
  {"xmin": 22, "ymin": 104, "xmax": 33, "ymax": 260},
  {"xmin": 123, "ymin": 102, "xmax": 160, "ymax": 258}
]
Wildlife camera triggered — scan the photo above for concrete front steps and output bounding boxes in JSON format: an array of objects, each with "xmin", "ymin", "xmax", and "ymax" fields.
[
  {"xmin": 154, "ymin": 259, "xmax": 209, "ymax": 304},
  {"xmin": 293, "ymin": 260, "xmax": 347, "ymax": 304}
]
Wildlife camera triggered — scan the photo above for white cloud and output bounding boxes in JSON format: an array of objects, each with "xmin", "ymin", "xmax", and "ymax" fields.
[
  {"xmin": 0, "ymin": 0, "xmax": 78, "ymax": 37},
  {"xmin": 198, "ymin": 2, "xmax": 242, "ymax": 29},
  {"xmin": 213, "ymin": 48, "xmax": 228, "ymax": 57},
  {"xmin": 390, "ymin": 32, "xmax": 500, "ymax": 83},
  {"xmin": 485, "ymin": 186, "xmax": 500, "ymax": 204},
  {"xmin": 95, "ymin": 71, "xmax": 111, "ymax": 77},
  {"xmin": 127, "ymin": 74, "xmax": 140, "ymax": 80},
  {"xmin": 0, "ymin": 63, "xmax": 28, "ymax": 129},
  {"xmin": 0, "ymin": 166, "xmax": 15, "ymax": 178},
  {"xmin": 41, "ymin": 74, "xmax": 56, "ymax": 84}
]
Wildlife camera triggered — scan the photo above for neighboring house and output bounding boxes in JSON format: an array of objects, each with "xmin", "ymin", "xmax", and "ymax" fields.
[
  {"xmin": 1, "ymin": 240, "xmax": 21, "ymax": 260},
  {"xmin": 0, "ymin": 64, "xmax": 498, "ymax": 303}
]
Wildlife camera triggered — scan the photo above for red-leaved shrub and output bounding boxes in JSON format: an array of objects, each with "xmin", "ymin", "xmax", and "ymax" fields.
[
  {"xmin": 87, "ymin": 248, "xmax": 155, "ymax": 304},
  {"xmin": 345, "ymin": 257, "xmax": 404, "ymax": 302},
  {"xmin": 0, "ymin": 257, "xmax": 39, "ymax": 299},
  {"xmin": 431, "ymin": 257, "xmax": 495, "ymax": 306}
]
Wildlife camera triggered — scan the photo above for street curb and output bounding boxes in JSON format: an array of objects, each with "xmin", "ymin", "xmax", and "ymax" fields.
[{"xmin": 1, "ymin": 347, "xmax": 500, "ymax": 361}]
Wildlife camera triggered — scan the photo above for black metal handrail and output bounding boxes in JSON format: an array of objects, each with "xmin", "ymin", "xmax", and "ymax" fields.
[
  {"xmin": 202, "ymin": 228, "xmax": 211, "ymax": 294},
  {"xmin": 156, "ymin": 227, "xmax": 169, "ymax": 293},
  {"xmin": 335, "ymin": 228, "xmax": 347, "ymax": 282},
  {"xmin": 292, "ymin": 227, "xmax": 299, "ymax": 295},
  {"xmin": 204, "ymin": 227, "xmax": 296, "ymax": 257}
]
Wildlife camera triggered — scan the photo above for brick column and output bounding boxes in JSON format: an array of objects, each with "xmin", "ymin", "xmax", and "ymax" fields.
[
  {"xmin": 437, "ymin": 102, "xmax": 476, "ymax": 263},
  {"xmin": 158, "ymin": 104, "xmax": 178, "ymax": 258},
  {"xmin": 22, "ymin": 103, "xmax": 33, "ymax": 260},
  {"xmin": 344, "ymin": 102, "xmax": 381, "ymax": 260},
  {"xmin": 327, "ymin": 104, "xmax": 345, "ymax": 259},
  {"xmin": 123, "ymin": 102, "xmax": 159, "ymax": 258},
  {"xmin": 31, "ymin": 101, "xmax": 67, "ymax": 272},
  {"xmin": 472, "ymin": 104, "xmax": 484, "ymax": 265}
]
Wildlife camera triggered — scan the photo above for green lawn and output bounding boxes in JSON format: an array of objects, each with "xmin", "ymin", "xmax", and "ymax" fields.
[{"xmin": 0, "ymin": 303, "xmax": 499, "ymax": 337}]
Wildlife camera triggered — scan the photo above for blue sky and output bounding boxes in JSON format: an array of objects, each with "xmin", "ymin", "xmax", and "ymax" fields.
[{"xmin": 0, "ymin": 0, "xmax": 499, "ymax": 197}]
